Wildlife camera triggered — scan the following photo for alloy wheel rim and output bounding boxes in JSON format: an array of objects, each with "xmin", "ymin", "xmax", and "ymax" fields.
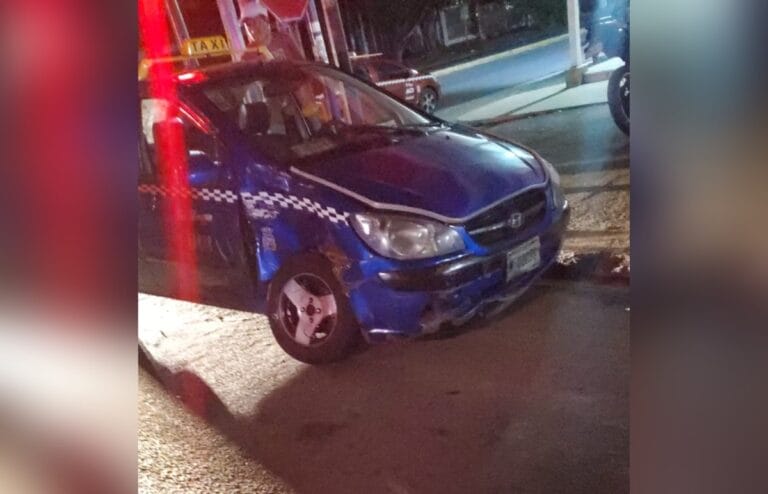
[
  {"xmin": 279, "ymin": 274, "xmax": 338, "ymax": 347},
  {"xmin": 421, "ymin": 92, "xmax": 436, "ymax": 113},
  {"xmin": 620, "ymin": 73, "xmax": 630, "ymax": 118}
]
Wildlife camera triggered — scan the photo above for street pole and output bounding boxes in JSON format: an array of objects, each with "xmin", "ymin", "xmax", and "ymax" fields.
[
  {"xmin": 216, "ymin": 0, "xmax": 247, "ymax": 61},
  {"xmin": 164, "ymin": 0, "xmax": 197, "ymax": 67},
  {"xmin": 316, "ymin": 0, "xmax": 352, "ymax": 72},
  {"xmin": 357, "ymin": 11, "xmax": 369, "ymax": 54},
  {"xmin": 164, "ymin": 0, "xmax": 190, "ymax": 46},
  {"xmin": 308, "ymin": 0, "xmax": 331, "ymax": 62},
  {"xmin": 566, "ymin": 0, "xmax": 584, "ymax": 87}
]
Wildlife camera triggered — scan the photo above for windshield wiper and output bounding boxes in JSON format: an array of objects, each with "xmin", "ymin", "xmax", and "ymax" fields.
[
  {"xmin": 400, "ymin": 121, "xmax": 446, "ymax": 128},
  {"xmin": 338, "ymin": 124, "xmax": 423, "ymax": 136}
]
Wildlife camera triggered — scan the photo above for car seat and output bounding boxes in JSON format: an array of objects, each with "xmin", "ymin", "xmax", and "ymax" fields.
[{"xmin": 240, "ymin": 101, "xmax": 292, "ymax": 161}]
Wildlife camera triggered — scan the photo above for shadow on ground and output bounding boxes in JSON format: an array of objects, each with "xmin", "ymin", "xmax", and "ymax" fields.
[{"xmin": 142, "ymin": 285, "xmax": 628, "ymax": 494}]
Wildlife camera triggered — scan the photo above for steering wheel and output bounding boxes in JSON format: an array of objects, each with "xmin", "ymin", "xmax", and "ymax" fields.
[{"xmin": 315, "ymin": 118, "xmax": 348, "ymax": 137}]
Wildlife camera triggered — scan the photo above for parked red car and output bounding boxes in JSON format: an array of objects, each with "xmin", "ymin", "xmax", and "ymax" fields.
[{"xmin": 351, "ymin": 55, "xmax": 441, "ymax": 113}]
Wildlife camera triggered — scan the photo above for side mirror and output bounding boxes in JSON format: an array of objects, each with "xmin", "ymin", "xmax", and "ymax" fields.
[
  {"xmin": 408, "ymin": 68, "xmax": 419, "ymax": 78},
  {"xmin": 152, "ymin": 119, "xmax": 224, "ymax": 186},
  {"xmin": 187, "ymin": 143, "xmax": 225, "ymax": 186},
  {"xmin": 188, "ymin": 148, "xmax": 220, "ymax": 168}
]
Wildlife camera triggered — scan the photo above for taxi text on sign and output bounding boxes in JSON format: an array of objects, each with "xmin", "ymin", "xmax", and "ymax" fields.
[{"xmin": 181, "ymin": 36, "xmax": 231, "ymax": 56}]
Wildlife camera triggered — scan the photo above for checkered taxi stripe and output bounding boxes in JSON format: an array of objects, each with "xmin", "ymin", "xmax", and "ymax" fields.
[
  {"xmin": 241, "ymin": 191, "xmax": 349, "ymax": 224},
  {"xmin": 138, "ymin": 184, "xmax": 239, "ymax": 203},
  {"xmin": 138, "ymin": 184, "xmax": 350, "ymax": 225}
]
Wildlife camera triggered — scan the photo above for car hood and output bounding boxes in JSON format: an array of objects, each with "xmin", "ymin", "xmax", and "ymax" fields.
[{"xmin": 293, "ymin": 125, "xmax": 546, "ymax": 222}]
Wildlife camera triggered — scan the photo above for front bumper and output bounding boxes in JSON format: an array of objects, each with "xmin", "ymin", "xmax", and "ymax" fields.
[{"xmin": 347, "ymin": 205, "xmax": 570, "ymax": 342}]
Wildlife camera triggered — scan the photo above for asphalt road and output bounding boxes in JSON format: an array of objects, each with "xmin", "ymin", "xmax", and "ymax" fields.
[
  {"xmin": 436, "ymin": 38, "xmax": 570, "ymax": 109},
  {"xmin": 486, "ymin": 104, "xmax": 629, "ymax": 173},
  {"xmin": 139, "ymin": 281, "xmax": 629, "ymax": 493}
]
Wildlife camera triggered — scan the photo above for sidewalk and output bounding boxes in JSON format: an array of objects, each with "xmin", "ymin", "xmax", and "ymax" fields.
[{"xmin": 436, "ymin": 57, "xmax": 624, "ymax": 125}]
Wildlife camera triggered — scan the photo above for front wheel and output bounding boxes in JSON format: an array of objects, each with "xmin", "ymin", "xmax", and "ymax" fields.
[
  {"xmin": 418, "ymin": 87, "xmax": 438, "ymax": 114},
  {"xmin": 267, "ymin": 254, "xmax": 360, "ymax": 364},
  {"xmin": 608, "ymin": 65, "xmax": 630, "ymax": 135}
]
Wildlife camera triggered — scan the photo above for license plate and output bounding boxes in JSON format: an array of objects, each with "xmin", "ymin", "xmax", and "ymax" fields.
[{"xmin": 506, "ymin": 237, "xmax": 541, "ymax": 281}]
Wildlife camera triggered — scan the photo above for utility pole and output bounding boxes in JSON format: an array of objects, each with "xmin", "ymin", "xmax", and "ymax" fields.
[
  {"xmin": 164, "ymin": 0, "xmax": 190, "ymax": 47},
  {"xmin": 163, "ymin": 0, "xmax": 198, "ymax": 67},
  {"xmin": 216, "ymin": 0, "xmax": 247, "ymax": 61},
  {"xmin": 307, "ymin": 0, "xmax": 330, "ymax": 62},
  {"xmin": 566, "ymin": 0, "xmax": 585, "ymax": 87},
  {"xmin": 316, "ymin": 0, "xmax": 352, "ymax": 72}
]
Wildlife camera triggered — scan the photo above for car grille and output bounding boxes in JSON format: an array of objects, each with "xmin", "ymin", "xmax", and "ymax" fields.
[{"xmin": 464, "ymin": 188, "xmax": 547, "ymax": 247}]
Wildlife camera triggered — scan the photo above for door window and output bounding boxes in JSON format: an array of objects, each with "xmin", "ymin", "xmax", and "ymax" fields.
[
  {"xmin": 140, "ymin": 98, "xmax": 219, "ymax": 173},
  {"xmin": 352, "ymin": 63, "xmax": 374, "ymax": 82},
  {"xmin": 372, "ymin": 61, "xmax": 411, "ymax": 80}
]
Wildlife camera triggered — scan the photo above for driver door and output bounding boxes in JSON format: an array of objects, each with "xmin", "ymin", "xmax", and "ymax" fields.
[{"xmin": 139, "ymin": 97, "xmax": 245, "ymax": 283}]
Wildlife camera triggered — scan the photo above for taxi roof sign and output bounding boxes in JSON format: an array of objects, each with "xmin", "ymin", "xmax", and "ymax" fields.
[{"xmin": 181, "ymin": 36, "xmax": 231, "ymax": 57}]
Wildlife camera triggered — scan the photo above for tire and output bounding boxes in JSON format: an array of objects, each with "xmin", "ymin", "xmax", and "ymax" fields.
[
  {"xmin": 418, "ymin": 87, "xmax": 438, "ymax": 114},
  {"xmin": 266, "ymin": 254, "xmax": 360, "ymax": 364},
  {"xmin": 608, "ymin": 65, "xmax": 630, "ymax": 135}
]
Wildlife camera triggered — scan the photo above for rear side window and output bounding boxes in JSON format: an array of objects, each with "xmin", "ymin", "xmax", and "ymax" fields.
[
  {"xmin": 139, "ymin": 97, "xmax": 219, "ymax": 175},
  {"xmin": 139, "ymin": 139, "xmax": 154, "ymax": 181},
  {"xmin": 352, "ymin": 63, "xmax": 373, "ymax": 82},
  {"xmin": 138, "ymin": 98, "xmax": 170, "ymax": 181},
  {"xmin": 140, "ymin": 98, "xmax": 171, "ymax": 147},
  {"xmin": 372, "ymin": 61, "xmax": 409, "ymax": 80}
]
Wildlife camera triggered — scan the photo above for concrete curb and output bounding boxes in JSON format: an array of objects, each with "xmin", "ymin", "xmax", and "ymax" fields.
[
  {"xmin": 432, "ymin": 34, "xmax": 568, "ymax": 77},
  {"xmin": 582, "ymin": 70, "xmax": 613, "ymax": 84},
  {"xmin": 466, "ymin": 101, "xmax": 608, "ymax": 128},
  {"xmin": 545, "ymin": 252, "xmax": 630, "ymax": 285}
]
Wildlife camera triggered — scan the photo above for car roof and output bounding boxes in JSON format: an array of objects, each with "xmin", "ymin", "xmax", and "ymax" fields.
[
  {"xmin": 139, "ymin": 59, "xmax": 324, "ymax": 90},
  {"xmin": 195, "ymin": 59, "xmax": 314, "ymax": 79}
]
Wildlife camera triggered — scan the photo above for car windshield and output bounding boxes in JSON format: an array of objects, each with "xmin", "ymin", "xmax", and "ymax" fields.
[{"xmin": 201, "ymin": 65, "xmax": 438, "ymax": 163}]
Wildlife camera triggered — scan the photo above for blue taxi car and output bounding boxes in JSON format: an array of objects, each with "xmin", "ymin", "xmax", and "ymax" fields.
[{"xmin": 139, "ymin": 61, "xmax": 569, "ymax": 363}]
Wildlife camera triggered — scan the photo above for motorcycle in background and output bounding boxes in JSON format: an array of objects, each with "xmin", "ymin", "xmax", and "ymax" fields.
[
  {"xmin": 605, "ymin": 22, "xmax": 629, "ymax": 134},
  {"xmin": 583, "ymin": 2, "xmax": 630, "ymax": 134}
]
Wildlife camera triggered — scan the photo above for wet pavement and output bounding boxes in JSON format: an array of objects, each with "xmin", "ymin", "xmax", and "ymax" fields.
[{"xmin": 139, "ymin": 280, "xmax": 629, "ymax": 493}]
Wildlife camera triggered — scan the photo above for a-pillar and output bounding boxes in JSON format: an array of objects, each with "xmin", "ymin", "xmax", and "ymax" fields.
[
  {"xmin": 315, "ymin": 0, "xmax": 352, "ymax": 72},
  {"xmin": 216, "ymin": 0, "xmax": 247, "ymax": 60}
]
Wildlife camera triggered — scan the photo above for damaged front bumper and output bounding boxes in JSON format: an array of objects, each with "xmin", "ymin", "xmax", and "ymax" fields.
[{"xmin": 348, "ymin": 206, "xmax": 570, "ymax": 343}]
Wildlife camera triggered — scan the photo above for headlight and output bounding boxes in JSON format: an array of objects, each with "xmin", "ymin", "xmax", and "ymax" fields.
[
  {"xmin": 540, "ymin": 158, "xmax": 566, "ymax": 210},
  {"xmin": 350, "ymin": 212, "xmax": 465, "ymax": 260}
]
